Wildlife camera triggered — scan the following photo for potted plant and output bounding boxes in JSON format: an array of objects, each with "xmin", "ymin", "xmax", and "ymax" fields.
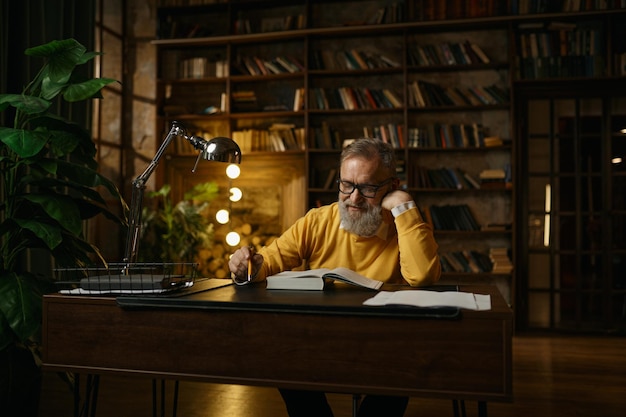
[
  {"xmin": 139, "ymin": 182, "xmax": 218, "ymax": 265},
  {"xmin": 0, "ymin": 38, "xmax": 126, "ymax": 416}
]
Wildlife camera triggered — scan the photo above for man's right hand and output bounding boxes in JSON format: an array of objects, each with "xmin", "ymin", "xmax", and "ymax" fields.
[{"xmin": 228, "ymin": 246, "xmax": 263, "ymax": 284}]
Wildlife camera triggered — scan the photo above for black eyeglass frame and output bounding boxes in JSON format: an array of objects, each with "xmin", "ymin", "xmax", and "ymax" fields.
[{"xmin": 336, "ymin": 177, "xmax": 394, "ymax": 198}]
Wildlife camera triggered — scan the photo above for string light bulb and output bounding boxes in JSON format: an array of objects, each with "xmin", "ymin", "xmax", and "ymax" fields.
[
  {"xmin": 226, "ymin": 164, "xmax": 241, "ymax": 179},
  {"xmin": 229, "ymin": 187, "xmax": 243, "ymax": 202},
  {"xmin": 226, "ymin": 231, "xmax": 241, "ymax": 246},
  {"xmin": 216, "ymin": 209, "xmax": 229, "ymax": 224}
]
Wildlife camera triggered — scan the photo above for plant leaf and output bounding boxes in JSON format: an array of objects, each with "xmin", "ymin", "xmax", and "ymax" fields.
[
  {"xmin": 48, "ymin": 130, "xmax": 79, "ymax": 156},
  {"xmin": 0, "ymin": 94, "xmax": 51, "ymax": 114},
  {"xmin": 26, "ymin": 39, "xmax": 86, "ymax": 99},
  {"xmin": 23, "ymin": 194, "xmax": 82, "ymax": 235},
  {"xmin": 0, "ymin": 272, "xmax": 44, "ymax": 345},
  {"xmin": 0, "ymin": 127, "xmax": 47, "ymax": 157},
  {"xmin": 14, "ymin": 218, "xmax": 63, "ymax": 249},
  {"xmin": 63, "ymin": 78, "xmax": 117, "ymax": 102}
]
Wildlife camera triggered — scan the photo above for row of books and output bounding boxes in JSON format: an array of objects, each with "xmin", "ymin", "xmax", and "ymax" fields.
[
  {"xmin": 158, "ymin": 0, "xmax": 626, "ymax": 39},
  {"xmin": 233, "ymin": 55, "xmax": 304, "ymax": 76},
  {"xmin": 231, "ymin": 90, "xmax": 257, "ymax": 111},
  {"xmin": 408, "ymin": 40, "xmax": 491, "ymax": 67},
  {"xmin": 309, "ymin": 87, "xmax": 402, "ymax": 110},
  {"xmin": 408, "ymin": 80, "xmax": 510, "ymax": 108},
  {"xmin": 421, "ymin": 204, "xmax": 480, "ymax": 231},
  {"xmin": 407, "ymin": 123, "xmax": 488, "ymax": 149},
  {"xmin": 162, "ymin": 22, "xmax": 213, "ymax": 39},
  {"xmin": 439, "ymin": 250, "xmax": 495, "ymax": 274},
  {"xmin": 517, "ymin": 55, "xmax": 605, "ymax": 79},
  {"xmin": 311, "ymin": 49, "xmax": 400, "ymax": 71},
  {"xmin": 364, "ymin": 3, "xmax": 405, "ymax": 25},
  {"xmin": 416, "ymin": 0, "xmax": 625, "ymax": 21},
  {"xmin": 309, "ymin": 123, "xmax": 405, "ymax": 150},
  {"xmin": 309, "ymin": 124, "xmax": 498, "ymax": 150},
  {"xmin": 234, "ymin": 14, "xmax": 306, "ymax": 35},
  {"xmin": 412, "ymin": 166, "xmax": 512, "ymax": 190},
  {"xmin": 517, "ymin": 26, "xmax": 602, "ymax": 59},
  {"xmin": 231, "ymin": 124, "xmax": 306, "ymax": 153},
  {"xmin": 363, "ymin": 124, "xmax": 404, "ymax": 149},
  {"xmin": 310, "ymin": 121, "xmax": 342, "ymax": 149},
  {"xmin": 413, "ymin": 167, "xmax": 480, "ymax": 190},
  {"xmin": 179, "ymin": 58, "xmax": 228, "ymax": 79}
]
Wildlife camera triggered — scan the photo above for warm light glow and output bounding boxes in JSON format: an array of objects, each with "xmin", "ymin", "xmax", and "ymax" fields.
[
  {"xmin": 229, "ymin": 187, "xmax": 243, "ymax": 202},
  {"xmin": 620, "ymin": 128, "xmax": 626, "ymax": 134},
  {"xmin": 612, "ymin": 157, "xmax": 623, "ymax": 164},
  {"xmin": 226, "ymin": 164, "xmax": 241, "ymax": 179},
  {"xmin": 216, "ymin": 209, "xmax": 230, "ymax": 224},
  {"xmin": 226, "ymin": 231, "xmax": 241, "ymax": 246}
]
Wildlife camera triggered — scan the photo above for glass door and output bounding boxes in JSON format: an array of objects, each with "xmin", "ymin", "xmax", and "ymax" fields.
[{"xmin": 516, "ymin": 85, "xmax": 626, "ymax": 333}]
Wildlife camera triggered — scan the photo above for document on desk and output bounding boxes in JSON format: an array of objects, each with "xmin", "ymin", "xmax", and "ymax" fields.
[
  {"xmin": 59, "ymin": 281, "xmax": 194, "ymax": 295},
  {"xmin": 363, "ymin": 290, "xmax": 491, "ymax": 311}
]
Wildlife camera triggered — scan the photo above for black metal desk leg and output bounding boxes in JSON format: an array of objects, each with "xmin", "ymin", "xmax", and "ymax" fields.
[
  {"xmin": 73, "ymin": 374, "xmax": 100, "ymax": 417},
  {"xmin": 478, "ymin": 401, "xmax": 488, "ymax": 417},
  {"xmin": 152, "ymin": 379, "xmax": 180, "ymax": 417}
]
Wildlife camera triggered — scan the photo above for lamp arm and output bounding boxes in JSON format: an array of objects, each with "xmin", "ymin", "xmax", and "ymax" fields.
[{"xmin": 122, "ymin": 122, "xmax": 186, "ymax": 268}]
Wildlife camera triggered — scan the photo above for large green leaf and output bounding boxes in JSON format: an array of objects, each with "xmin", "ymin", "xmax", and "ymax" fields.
[
  {"xmin": 22, "ymin": 176, "xmax": 106, "ymax": 205},
  {"xmin": 29, "ymin": 114, "xmax": 96, "ymax": 163},
  {"xmin": 63, "ymin": 78, "xmax": 117, "ymax": 102},
  {"xmin": 48, "ymin": 130, "xmax": 79, "ymax": 156},
  {"xmin": 14, "ymin": 218, "xmax": 63, "ymax": 250},
  {"xmin": 0, "ymin": 273, "xmax": 43, "ymax": 345},
  {"xmin": 0, "ymin": 94, "xmax": 51, "ymax": 115},
  {"xmin": 55, "ymin": 160, "xmax": 122, "ymax": 199},
  {"xmin": 52, "ymin": 231, "xmax": 105, "ymax": 267},
  {"xmin": 23, "ymin": 194, "xmax": 82, "ymax": 235},
  {"xmin": 26, "ymin": 39, "xmax": 86, "ymax": 100},
  {"xmin": 0, "ymin": 127, "xmax": 47, "ymax": 157}
]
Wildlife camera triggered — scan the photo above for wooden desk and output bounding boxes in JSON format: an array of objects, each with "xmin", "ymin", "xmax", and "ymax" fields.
[{"xmin": 42, "ymin": 282, "xmax": 512, "ymax": 407}]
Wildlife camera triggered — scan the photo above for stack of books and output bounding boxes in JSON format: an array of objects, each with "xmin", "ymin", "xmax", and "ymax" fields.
[{"xmin": 489, "ymin": 248, "xmax": 514, "ymax": 274}]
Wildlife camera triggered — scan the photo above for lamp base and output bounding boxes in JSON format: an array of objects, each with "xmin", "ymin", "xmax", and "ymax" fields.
[{"xmin": 80, "ymin": 274, "xmax": 186, "ymax": 291}]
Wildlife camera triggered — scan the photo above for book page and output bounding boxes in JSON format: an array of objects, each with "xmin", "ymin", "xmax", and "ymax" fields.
[
  {"xmin": 326, "ymin": 267, "xmax": 383, "ymax": 290},
  {"xmin": 363, "ymin": 290, "xmax": 491, "ymax": 310},
  {"xmin": 265, "ymin": 267, "xmax": 382, "ymax": 290},
  {"xmin": 268, "ymin": 269, "xmax": 330, "ymax": 279}
]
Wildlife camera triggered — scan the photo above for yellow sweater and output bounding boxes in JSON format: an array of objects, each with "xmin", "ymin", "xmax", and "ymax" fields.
[{"xmin": 257, "ymin": 203, "xmax": 440, "ymax": 286}]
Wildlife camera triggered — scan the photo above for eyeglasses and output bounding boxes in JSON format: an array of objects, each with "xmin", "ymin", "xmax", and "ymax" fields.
[{"xmin": 337, "ymin": 178, "xmax": 393, "ymax": 198}]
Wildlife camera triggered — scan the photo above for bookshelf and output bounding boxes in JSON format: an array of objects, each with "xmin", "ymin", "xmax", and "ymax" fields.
[{"xmin": 153, "ymin": 0, "xmax": 626, "ymax": 308}]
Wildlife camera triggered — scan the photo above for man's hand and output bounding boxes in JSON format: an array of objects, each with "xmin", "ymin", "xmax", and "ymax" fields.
[
  {"xmin": 228, "ymin": 246, "xmax": 263, "ymax": 284},
  {"xmin": 381, "ymin": 189, "xmax": 413, "ymax": 211}
]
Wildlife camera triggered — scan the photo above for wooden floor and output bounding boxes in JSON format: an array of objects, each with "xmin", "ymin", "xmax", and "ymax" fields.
[{"xmin": 38, "ymin": 334, "xmax": 626, "ymax": 417}]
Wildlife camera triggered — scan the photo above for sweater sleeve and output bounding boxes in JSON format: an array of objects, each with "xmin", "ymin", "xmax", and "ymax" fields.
[
  {"xmin": 256, "ymin": 210, "xmax": 315, "ymax": 279},
  {"xmin": 394, "ymin": 206, "xmax": 441, "ymax": 286}
]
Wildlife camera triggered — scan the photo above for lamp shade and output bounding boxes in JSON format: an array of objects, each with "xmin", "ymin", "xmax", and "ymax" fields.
[{"xmin": 189, "ymin": 136, "xmax": 242, "ymax": 163}]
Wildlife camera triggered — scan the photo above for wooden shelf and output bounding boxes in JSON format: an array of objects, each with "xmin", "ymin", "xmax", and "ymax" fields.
[{"xmin": 154, "ymin": 1, "xmax": 626, "ymax": 311}]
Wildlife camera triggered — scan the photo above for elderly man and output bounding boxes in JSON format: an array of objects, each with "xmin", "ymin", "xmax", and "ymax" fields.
[{"xmin": 229, "ymin": 137, "xmax": 440, "ymax": 417}]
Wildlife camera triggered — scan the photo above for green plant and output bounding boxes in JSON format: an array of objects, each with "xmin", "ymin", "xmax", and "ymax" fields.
[
  {"xmin": 0, "ymin": 39, "xmax": 125, "ymax": 352},
  {"xmin": 139, "ymin": 182, "xmax": 218, "ymax": 264}
]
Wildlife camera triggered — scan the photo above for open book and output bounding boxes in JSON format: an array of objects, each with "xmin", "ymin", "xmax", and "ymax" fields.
[{"xmin": 266, "ymin": 267, "xmax": 383, "ymax": 291}]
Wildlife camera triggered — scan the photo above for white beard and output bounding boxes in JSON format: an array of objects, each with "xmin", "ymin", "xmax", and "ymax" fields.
[{"xmin": 338, "ymin": 199, "xmax": 383, "ymax": 237}]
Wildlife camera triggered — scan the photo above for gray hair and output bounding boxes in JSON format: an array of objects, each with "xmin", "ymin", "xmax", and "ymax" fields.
[{"xmin": 340, "ymin": 138, "xmax": 396, "ymax": 177}]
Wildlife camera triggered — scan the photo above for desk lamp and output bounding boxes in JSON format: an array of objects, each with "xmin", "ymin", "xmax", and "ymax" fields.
[{"xmin": 123, "ymin": 121, "xmax": 242, "ymax": 270}]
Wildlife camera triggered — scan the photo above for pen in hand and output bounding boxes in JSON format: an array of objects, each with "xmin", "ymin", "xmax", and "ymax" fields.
[
  {"xmin": 247, "ymin": 245, "xmax": 255, "ymax": 282},
  {"xmin": 247, "ymin": 256, "xmax": 252, "ymax": 282}
]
